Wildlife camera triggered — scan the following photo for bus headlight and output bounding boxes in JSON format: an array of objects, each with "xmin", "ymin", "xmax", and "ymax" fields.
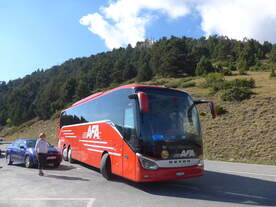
[
  {"xmin": 139, "ymin": 156, "xmax": 159, "ymax": 170},
  {"xmin": 198, "ymin": 159, "xmax": 204, "ymax": 167}
]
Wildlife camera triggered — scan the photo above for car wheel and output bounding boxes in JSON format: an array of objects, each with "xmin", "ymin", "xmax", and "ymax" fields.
[
  {"xmin": 100, "ymin": 153, "xmax": 112, "ymax": 180},
  {"xmin": 24, "ymin": 155, "xmax": 33, "ymax": 168},
  {"xmin": 6, "ymin": 154, "xmax": 13, "ymax": 165},
  {"xmin": 62, "ymin": 146, "xmax": 68, "ymax": 161},
  {"xmin": 68, "ymin": 147, "xmax": 75, "ymax": 163}
]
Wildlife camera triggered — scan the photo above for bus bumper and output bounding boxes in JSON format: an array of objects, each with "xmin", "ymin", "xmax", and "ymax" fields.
[{"xmin": 136, "ymin": 165, "xmax": 204, "ymax": 182}]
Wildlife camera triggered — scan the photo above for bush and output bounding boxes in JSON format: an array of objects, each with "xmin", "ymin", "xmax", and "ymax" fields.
[
  {"xmin": 238, "ymin": 68, "xmax": 247, "ymax": 75},
  {"xmin": 229, "ymin": 63, "xmax": 237, "ymax": 71},
  {"xmin": 215, "ymin": 105, "xmax": 227, "ymax": 115},
  {"xmin": 270, "ymin": 68, "xmax": 276, "ymax": 78},
  {"xmin": 199, "ymin": 112, "xmax": 206, "ymax": 116},
  {"xmin": 201, "ymin": 73, "xmax": 225, "ymax": 88},
  {"xmin": 228, "ymin": 78, "xmax": 255, "ymax": 88},
  {"xmin": 221, "ymin": 87, "xmax": 253, "ymax": 102},
  {"xmin": 181, "ymin": 82, "xmax": 196, "ymax": 88},
  {"xmin": 165, "ymin": 81, "xmax": 180, "ymax": 88},
  {"xmin": 149, "ymin": 80, "xmax": 168, "ymax": 85},
  {"xmin": 222, "ymin": 69, "xmax": 233, "ymax": 76}
]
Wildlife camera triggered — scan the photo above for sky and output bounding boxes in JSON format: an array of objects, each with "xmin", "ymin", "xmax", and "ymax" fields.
[{"xmin": 1, "ymin": 0, "xmax": 276, "ymax": 82}]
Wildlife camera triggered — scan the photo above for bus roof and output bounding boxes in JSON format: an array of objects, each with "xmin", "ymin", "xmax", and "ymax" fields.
[{"xmin": 65, "ymin": 84, "xmax": 183, "ymax": 111}]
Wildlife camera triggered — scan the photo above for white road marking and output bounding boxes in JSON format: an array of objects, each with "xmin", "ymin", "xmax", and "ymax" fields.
[
  {"xmin": 87, "ymin": 198, "xmax": 95, "ymax": 207},
  {"xmin": 225, "ymin": 192, "xmax": 269, "ymax": 200},
  {"xmin": 210, "ymin": 169, "xmax": 276, "ymax": 178},
  {"xmin": 0, "ymin": 198, "xmax": 95, "ymax": 207}
]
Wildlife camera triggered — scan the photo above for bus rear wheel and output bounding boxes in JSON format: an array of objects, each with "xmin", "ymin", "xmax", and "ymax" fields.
[
  {"xmin": 100, "ymin": 153, "xmax": 112, "ymax": 180},
  {"xmin": 68, "ymin": 147, "xmax": 74, "ymax": 163},
  {"xmin": 62, "ymin": 146, "xmax": 68, "ymax": 161}
]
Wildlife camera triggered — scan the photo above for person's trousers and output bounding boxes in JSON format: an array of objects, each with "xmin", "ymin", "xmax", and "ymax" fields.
[{"xmin": 37, "ymin": 153, "xmax": 47, "ymax": 169}]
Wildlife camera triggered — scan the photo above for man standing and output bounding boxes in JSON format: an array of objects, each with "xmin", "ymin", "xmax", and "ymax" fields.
[{"xmin": 35, "ymin": 133, "xmax": 48, "ymax": 176}]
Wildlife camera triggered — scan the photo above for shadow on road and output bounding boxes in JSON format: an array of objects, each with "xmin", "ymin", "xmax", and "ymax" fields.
[
  {"xmin": 117, "ymin": 170, "xmax": 276, "ymax": 206},
  {"xmin": 46, "ymin": 164, "xmax": 76, "ymax": 171},
  {"xmin": 45, "ymin": 174, "xmax": 90, "ymax": 181}
]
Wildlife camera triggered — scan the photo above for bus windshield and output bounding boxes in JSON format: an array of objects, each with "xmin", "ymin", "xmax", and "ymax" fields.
[{"xmin": 136, "ymin": 87, "xmax": 202, "ymax": 159}]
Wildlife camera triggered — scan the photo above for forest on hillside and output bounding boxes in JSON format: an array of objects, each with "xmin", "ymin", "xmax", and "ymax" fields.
[{"xmin": 1, "ymin": 35, "xmax": 276, "ymax": 126}]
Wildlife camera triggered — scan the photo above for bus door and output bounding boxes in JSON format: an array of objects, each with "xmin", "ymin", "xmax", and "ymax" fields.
[{"xmin": 122, "ymin": 106, "xmax": 137, "ymax": 180}]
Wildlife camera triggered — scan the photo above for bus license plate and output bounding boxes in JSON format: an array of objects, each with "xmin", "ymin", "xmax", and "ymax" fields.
[
  {"xmin": 47, "ymin": 156, "xmax": 56, "ymax": 160},
  {"xmin": 176, "ymin": 172, "xmax": 185, "ymax": 176}
]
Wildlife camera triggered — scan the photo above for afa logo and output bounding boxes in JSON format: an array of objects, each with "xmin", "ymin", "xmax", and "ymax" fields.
[
  {"xmin": 87, "ymin": 125, "xmax": 100, "ymax": 139},
  {"xmin": 181, "ymin": 149, "xmax": 195, "ymax": 157}
]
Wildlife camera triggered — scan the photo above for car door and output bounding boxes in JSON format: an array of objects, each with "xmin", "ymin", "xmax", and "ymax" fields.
[
  {"xmin": 12, "ymin": 140, "xmax": 21, "ymax": 162},
  {"xmin": 18, "ymin": 140, "xmax": 27, "ymax": 163},
  {"xmin": 122, "ymin": 106, "xmax": 138, "ymax": 180},
  {"xmin": 8, "ymin": 142, "xmax": 17, "ymax": 162}
]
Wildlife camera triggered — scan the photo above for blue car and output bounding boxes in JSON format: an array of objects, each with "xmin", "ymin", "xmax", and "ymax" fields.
[{"xmin": 5, "ymin": 139, "xmax": 62, "ymax": 168}]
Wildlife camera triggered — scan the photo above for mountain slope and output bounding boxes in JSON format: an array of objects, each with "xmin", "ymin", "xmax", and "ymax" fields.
[{"xmin": 1, "ymin": 72, "xmax": 275, "ymax": 165}]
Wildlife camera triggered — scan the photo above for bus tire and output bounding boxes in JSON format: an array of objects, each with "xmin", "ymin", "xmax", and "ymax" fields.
[
  {"xmin": 100, "ymin": 153, "xmax": 112, "ymax": 180},
  {"xmin": 62, "ymin": 146, "xmax": 68, "ymax": 161},
  {"xmin": 68, "ymin": 147, "xmax": 74, "ymax": 163}
]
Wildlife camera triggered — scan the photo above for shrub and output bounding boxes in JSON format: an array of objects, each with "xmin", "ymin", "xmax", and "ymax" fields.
[
  {"xmin": 215, "ymin": 105, "xmax": 227, "ymax": 115},
  {"xmin": 165, "ymin": 82, "xmax": 179, "ymax": 88},
  {"xmin": 165, "ymin": 79, "xmax": 196, "ymax": 88},
  {"xmin": 149, "ymin": 80, "xmax": 168, "ymax": 85},
  {"xmin": 181, "ymin": 82, "xmax": 196, "ymax": 88},
  {"xmin": 209, "ymin": 81, "xmax": 231, "ymax": 93},
  {"xmin": 238, "ymin": 68, "xmax": 247, "ymax": 75},
  {"xmin": 270, "ymin": 68, "xmax": 276, "ymax": 78},
  {"xmin": 221, "ymin": 87, "xmax": 253, "ymax": 102},
  {"xmin": 229, "ymin": 78, "xmax": 255, "ymax": 88},
  {"xmin": 201, "ymin": 73, "xmax": 225, "ymax": 88},
  {"xmin": 229, "ymin": 63, "xmax": 237, "ymax": 71},
  {"xmin": 199, "ymin": 112, "xmax": 206, "ymax": 116},
  {"xmin": 222, "ymin": 69, "xmax": 233, "ymax": 76}
]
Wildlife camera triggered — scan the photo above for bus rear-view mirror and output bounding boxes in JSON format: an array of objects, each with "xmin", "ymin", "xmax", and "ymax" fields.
[
  {"xmin": 128, "ymin": 92, "xmax": 149, "ymax": 113},
  {"xmin": 194, "ymin": 100, "xmax": 216, "ymax": 119},
  {"xmin": 138, "ymin": 92, "xmax": 149, "ymax": 113}
]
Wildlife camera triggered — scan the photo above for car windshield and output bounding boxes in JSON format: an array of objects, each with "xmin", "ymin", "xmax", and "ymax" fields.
[
  {"xmin": 26, "ymin": 140, "xmax": 37, "ymax": 148},
  {"xmin": 137, "ymin": 87, "xmax": 202, "ymax": 159}
]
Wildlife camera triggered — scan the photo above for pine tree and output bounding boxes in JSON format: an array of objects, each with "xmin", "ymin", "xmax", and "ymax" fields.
[
  {"xmin": 136, "ymin": 63, "xmax": 152, "ymax": 82},
  {"xmin": 195, "ymin": 56, "xmax": 214, "ymax": 76},
  {"xmin": 269, "ymin": 46, "xmax": 276, "ymax": 63}
]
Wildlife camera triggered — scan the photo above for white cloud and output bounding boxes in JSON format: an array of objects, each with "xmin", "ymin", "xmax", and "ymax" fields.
[
  {"xmin": 197, "ymin": 0, "xmax": 276, "ymax": 43},
  {"xmin": 80, "ymin": 0, "xmax": 276, "ymax": 49},
  {"xmin": 80, "ymin": 0, "xmax": 192, "ymax": 49}
]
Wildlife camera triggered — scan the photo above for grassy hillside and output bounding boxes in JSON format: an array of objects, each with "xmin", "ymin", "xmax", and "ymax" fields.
[
  {"xmin": 186, "ymin": 72, "xmax": 276, "ymax": 165},
  {"xmin": 1, "ymin": 71, "xmax": 275, "ymax": 165}
]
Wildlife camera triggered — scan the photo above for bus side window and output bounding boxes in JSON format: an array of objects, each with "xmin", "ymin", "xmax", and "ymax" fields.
[{"xmin": 123, "ymin": 107, "xmax": 135, "ymax": 141}]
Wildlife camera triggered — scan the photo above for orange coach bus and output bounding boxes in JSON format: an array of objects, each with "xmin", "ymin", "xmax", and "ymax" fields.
[{"xmin": 58, "ymin": 84, "xmax": 216, "ymax": 182}]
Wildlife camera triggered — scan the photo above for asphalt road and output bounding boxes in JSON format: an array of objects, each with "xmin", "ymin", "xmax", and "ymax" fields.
[{"xmin": 0, "ymin": 144, "xmax": 276, "ymax": 207}]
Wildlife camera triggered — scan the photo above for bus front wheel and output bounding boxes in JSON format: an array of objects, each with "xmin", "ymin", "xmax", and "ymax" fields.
[{"xmin": 100, "ymin": 153, "xmax": 112, "ymax": 180}]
